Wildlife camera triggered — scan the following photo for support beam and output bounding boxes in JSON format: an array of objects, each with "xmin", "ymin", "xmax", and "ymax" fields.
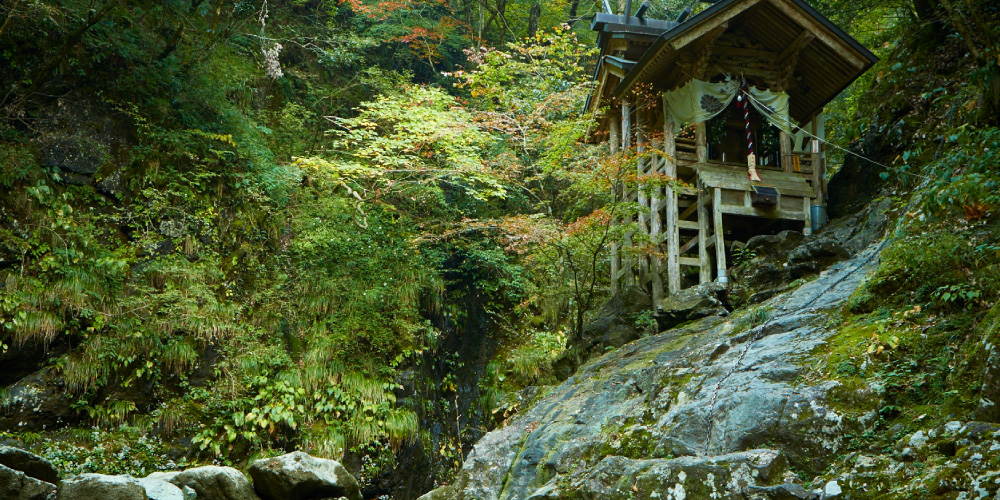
[
  {"xmin": 649, "ymin": 134, "xmax": 664, "ymax": 307},
  {"xmin": 695, "ymin": 122, "xmax": 708, "ymax": 164},
  {"xmin": 779, "ymin": 129, "xmax": 792, "ymax": 173},
  {"xmin": 609, "ymin": 113, "xmax": 621, "ymax": 295},
  {"xmin": 636, "ymin": 109, "xmax": 650, "ymax": 285},
  {"xmin": 697, "ymin": 181, "xmax": 711, "ymax": 284},
  {"xmin": 610, "ymin": 115, "xmax": 621, "ymax": 154},
  {"xmin": 621, "ymin": 99, "xmax": 635, "ymax": 289},
  {"xmin": 713, "ymin": 187, "xmax": 727, "ymax": 283},
  {"xmin": 662, "ymin": 98, "xmax": 680, "ymax": 295},
  {"xmin": 803, "ymin": 196, "xmax": 812, "ymax": 236},
  {"xmin": 693, "ymin": 22, "xmax": 728, "ymax": 79},
  {"xmin": 812, "ymin": 113, "xmax": 826, "ymax": 205}
]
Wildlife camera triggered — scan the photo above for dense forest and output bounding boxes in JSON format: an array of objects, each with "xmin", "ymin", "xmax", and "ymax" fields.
[{"xmin": 1, "ymin": 0, "xmax": 999, "ymax": 498}]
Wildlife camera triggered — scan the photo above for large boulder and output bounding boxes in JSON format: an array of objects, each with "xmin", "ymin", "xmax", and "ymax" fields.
[
  {"xmin": 57, "ymin": 474, "xmax": 148, "ymax": 500},
  {"xmin": 0, "ymin": 446, "xmax": 60, "ymax": 484},
  {"xmin": 576, "ymin": 286, "xmax": 650, "ymax": 352},
  {"xmin": 786, "ymin": 237, "xmax": 850, "ymax": 278},
  {"xmin": 0, "ymin": 464, "xmax": 56, "ymax": 500},
  {"xmin": 0, "ymin": 369, "xmax": 75, "ymax": 432},
  {"xmin": 655, "ymin": 281, "xmax": 728, "ymax": 330},
  {"xmin": 136, "ymin": 476, "xmax": 191, "ymax": 500},
  {"xmin": 249, "ymin": 451, "xmax": 362, "ymax": 500},
  {"xmin": 149, "ymin": 466, "xmax": 259, "ymax": 500}
]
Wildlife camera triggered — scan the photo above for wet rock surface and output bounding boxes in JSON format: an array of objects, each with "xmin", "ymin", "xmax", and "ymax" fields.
[
  {"xmin": 148, "ymin": 466, "xmax": 260, "ymax": 500},
  {"xmin": 0, "ymin": 369, "xmax": 75, "ymax": 432},
  {"xmin": 56, "ymin": 473, "xmax": 148, "ymax": 500},
  {"xmin": 248, "ymin": 451, "xmax": 362, "ymax": 500},
  {"xmin": 419, "ymin": 244, "xmax": 883, "ymax": 500},
  {"xmin": 655, "ymin": 281, "xmax": 729, "ymax": 330},
  {"xmin": 0, "ymin": 463, "xmax": 56, "ymax": 500},
  {"xmin": 0, "ymin": 446, "xmax": 59, "ymax": 484}
]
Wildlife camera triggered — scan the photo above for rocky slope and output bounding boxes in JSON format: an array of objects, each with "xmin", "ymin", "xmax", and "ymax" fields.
[{"xmin": 419, "ymin": 232, "xmax": 888, "ymax": 500}]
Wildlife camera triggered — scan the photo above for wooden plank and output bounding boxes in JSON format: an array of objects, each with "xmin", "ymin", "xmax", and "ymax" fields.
[
  {"xmin": 679, "ymin": 257, "xmax": 702, "ymax": 267},
  {"xmin": 713, "ymin": 187, "xmax": 727, "ymax": 283},
  {"xmin": 679, "ymin": 201, "xmax": 698, "ymax": 221},
  {"xmin": 715, "ymin": 45, "xmax": 778, "ymax": 61},
  {"xmin": 697, "ymin": 164, "xmax": 815, "ymax": 196},
  {"xmin": 679, "ymin": 236, "xmax": 699, "ymax": 255},
  {"xmin": 699, "ymin": 175, "xmax": 815, "ymax": 198},
  {"xmin": 720, "ymin": 204, "xmax": 807, "ymax": 220},
  {"xmin": 679, "ymin": 220, "xmax": 699, "ymax": 230}
]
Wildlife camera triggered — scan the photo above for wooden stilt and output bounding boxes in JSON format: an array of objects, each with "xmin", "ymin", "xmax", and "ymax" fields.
[
  {"xmin": 610, "ymin": 114, "xmax": 621, "ymax": 294},
  {"xmin": 622, "ymin": 100, "xmax": 635, "ymax": 289},
  {"xmin": 713, "ymin": 187, "xmax": 727, "ymax": 283},
  {"xmin": 811, "ymin": 114, "xmax": 824, "ymax": 205},
  {"xmin": 662, "ymin": 100, "xmax": 680, "ymax": 295},
  {"xmin": 649, "ymin": 129, "xmax": 665, "ymax": 306},
  {"xmin": 697, "ymin": 181, "xmax": 711, "ymax": 284},
  {"xmin": 803, "ymin": 196, "xmax": 812, "ymax": 236},
  {"xmin": 780, "ymin": 129, "xmax": 792, "ymax": 173},
  {"xmin": 695, "ymin": 122, "xmax": 708, "ymax": 164},
  {"xmin": 636, "ymin": 110, "xmax": 649, "ymax": 285}
]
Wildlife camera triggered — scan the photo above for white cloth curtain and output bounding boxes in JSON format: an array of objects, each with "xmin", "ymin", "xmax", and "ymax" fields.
[
  {"xmin": 662, "ymin": 78, "xmax": 792, "ymax": 134},
  {"xmin": 746, "ymin": 87, "xmax": 792, "ymax": 134},
  {"xmin": 663, "ymin": 78, "xmax": 738, "ymax": 127}
]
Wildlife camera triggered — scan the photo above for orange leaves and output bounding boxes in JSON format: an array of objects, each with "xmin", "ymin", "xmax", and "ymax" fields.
[
  {"xmin": 962, "ymin": 201, "xmax": 991, "ymax": 220},
  {"xmin": 340, "ymin": 0, "xmax": 416, "ymax": 20}
]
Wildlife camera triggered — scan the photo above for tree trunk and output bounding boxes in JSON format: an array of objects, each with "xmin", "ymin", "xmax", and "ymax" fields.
[{"xmin": 527, "ymin": 2, "xmax": 540, "ymax": 38}]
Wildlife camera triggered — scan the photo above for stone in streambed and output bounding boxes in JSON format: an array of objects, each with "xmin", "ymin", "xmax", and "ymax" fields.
[
  {"xmin": 149, "ymin": 466, "xmax": 259, "ymax": 500},
  {"xmin": 248, "ymin": 451, "xmax": 362, "ymax": 500},
  {"xmin": 0, "ymin": 464, "xmax": 56, "ymax": 500},
  {"xmin": 0, "ymin": 446, "xmax": 60, "ymax": 484},
  {"xmin": 56, "ymin": 473, "xmax": 148, "ymax": 500}
]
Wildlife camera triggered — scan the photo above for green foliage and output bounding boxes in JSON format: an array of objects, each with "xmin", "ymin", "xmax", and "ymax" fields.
[
  {"xmin": 852, "ymin": 220, "xmax": 1000, "ymax": 312},
  {"xmin": 0, "ymin": 428, "xmax": 194, "ymax": 477},
  {"xmin": 924, "ymin": 127, "xmax": 1000, "ymax": 218}
]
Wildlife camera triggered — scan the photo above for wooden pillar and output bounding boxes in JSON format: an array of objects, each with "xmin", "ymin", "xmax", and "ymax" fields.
[
  {"xmin": 697, "ymin": 180, "xmax": 711, "ymax": 284},
  {"xmin": 610, "ymin": 116, "xmax": 621, "ymax": 295},
  {"xmin": 662, "ymin": 98, "xmax": 680, "ymax": 295},
  {"xmin": 621, "ymin": 99, "xmax": 635, "ymax": 289},
  {"xmin": 803, "ymin": 196, "xmax": 812, "ymax": 236},
  {"xmin": 649, "ymin": 134, "xmax": 664, "ymax": 307},
  {"xmin": 622, "ymin": 101, "xmax": 632, "ymax": 151},
  {"xmin": 811, "ymin": 114, "xmax": 825, "ymax": 205},
  {"xmin": 695, "ymin": 122, "xmax": 708, "ymax": 164},
  {"xmin": 780, "ymin": 129, "xmax": 792, "ymax": 173},
  {"xmin": 713, "ymin": 187, "xmax": 727, "ymax": 283},
  {"xmin": 636, "ymin": 110, "xmax": 649, "ymax": 285},
  {"xmin": 610, "ymin": 115, "xmax": 621, "ymax": 155}
]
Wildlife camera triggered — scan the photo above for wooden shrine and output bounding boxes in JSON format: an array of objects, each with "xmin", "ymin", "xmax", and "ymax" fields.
[{"xmin": 586, "ymin": 0, "xmax": 877, "ymax": 304}]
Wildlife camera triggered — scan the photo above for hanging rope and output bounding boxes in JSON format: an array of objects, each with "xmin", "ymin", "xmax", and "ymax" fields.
[
  {"xmin": 740, "ymin": 89, "xmax": 933, "ymax": 182},
  {"xmin": 737, "ymin": 79, "xmax": 763, "ymax": 181}
]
